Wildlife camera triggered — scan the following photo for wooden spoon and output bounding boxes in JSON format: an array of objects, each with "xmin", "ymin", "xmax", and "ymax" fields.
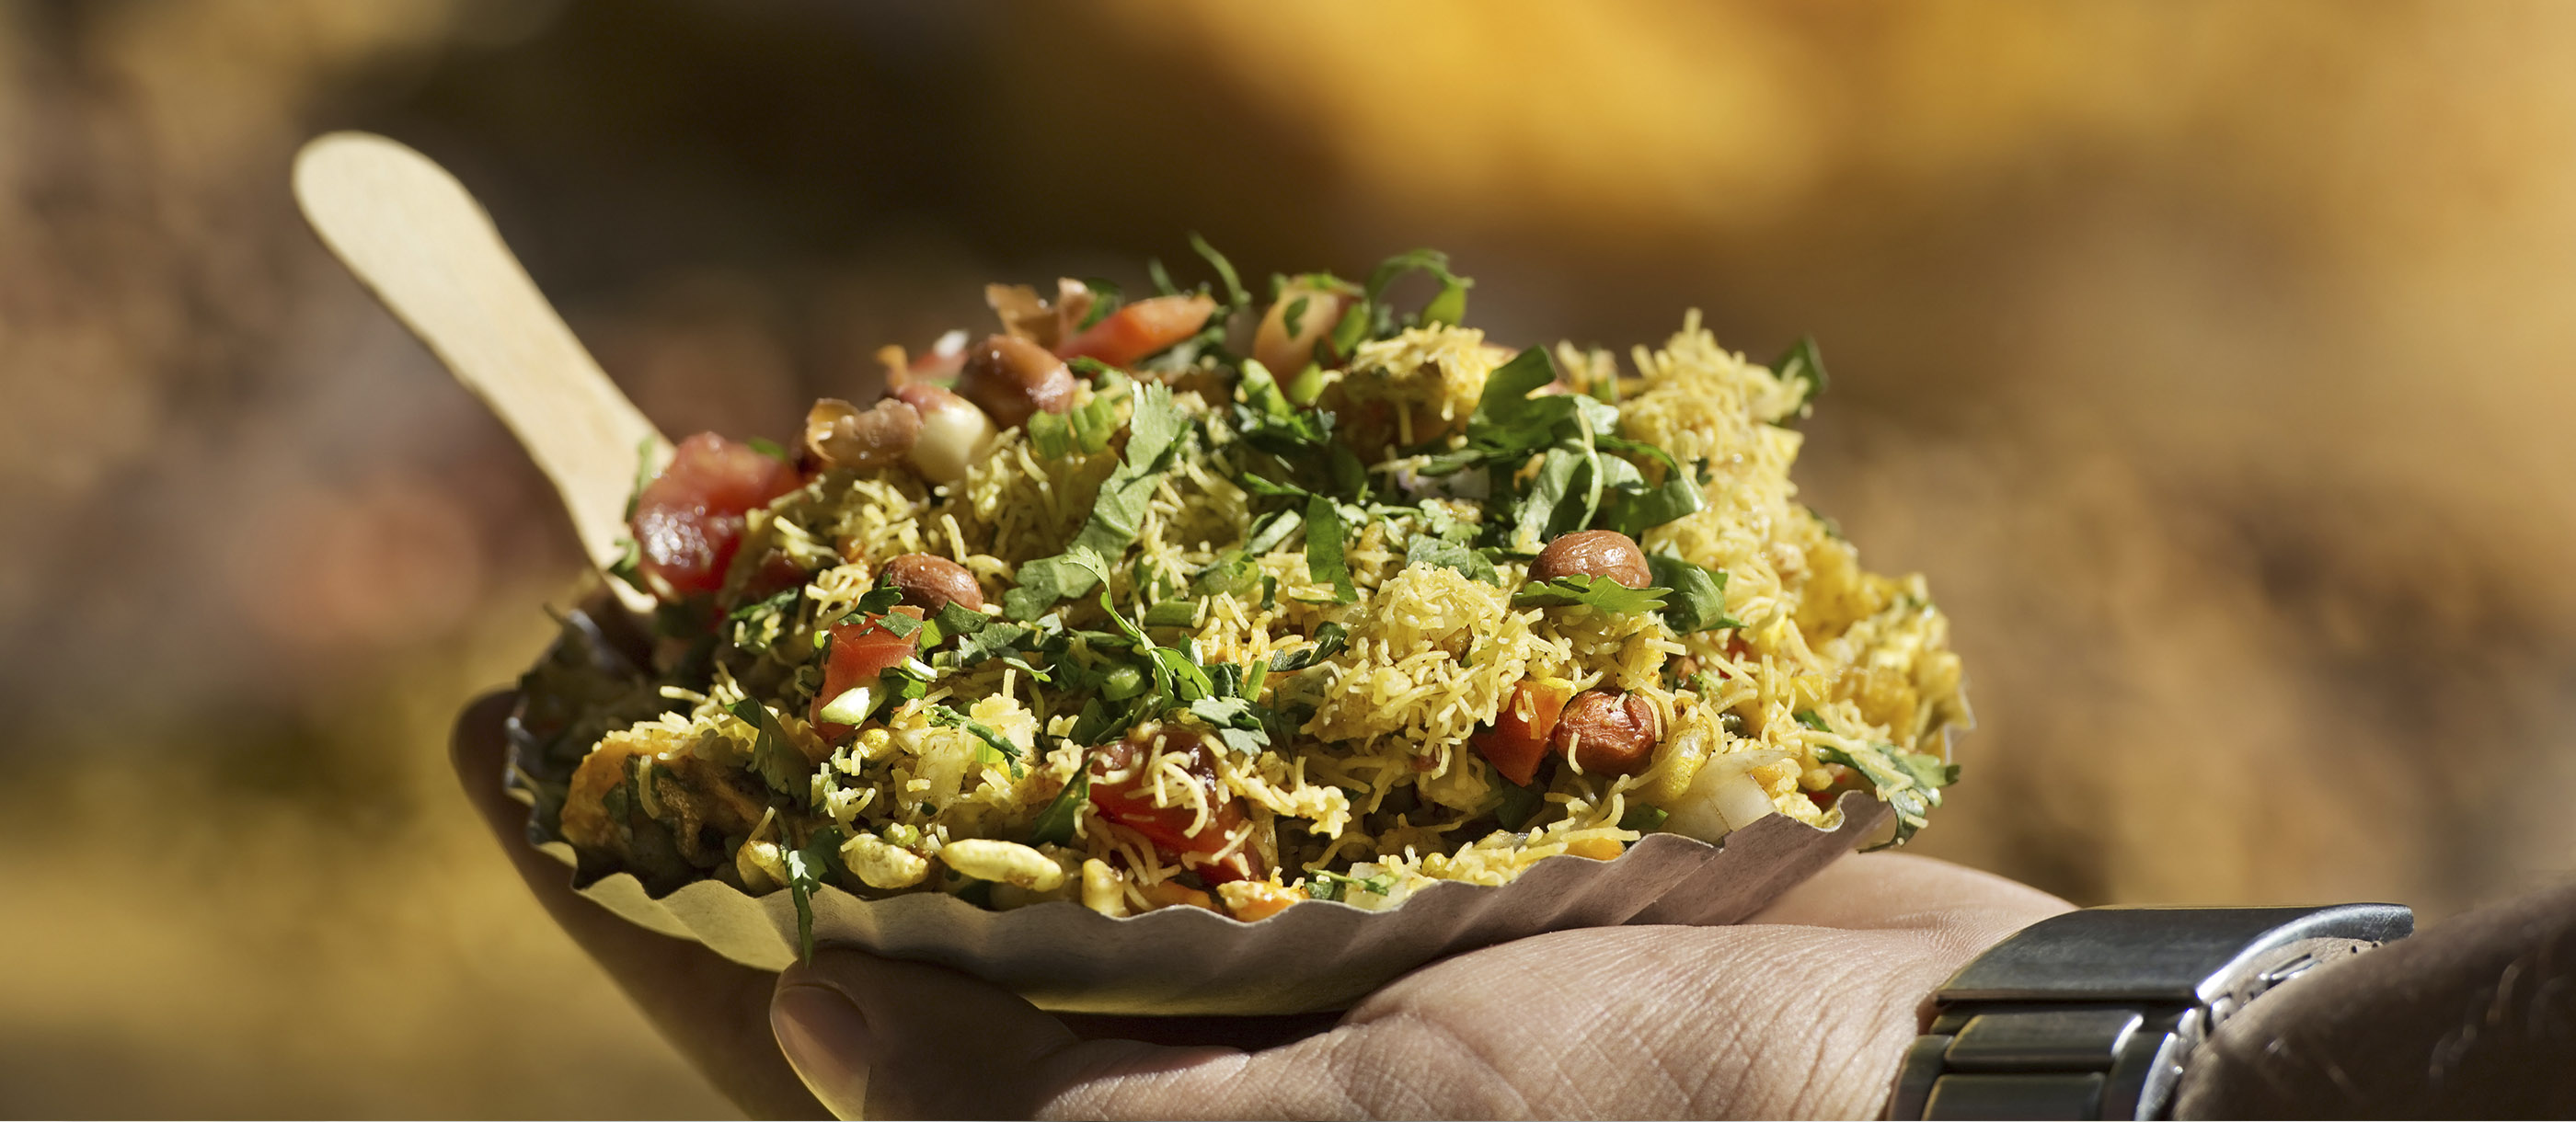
[{"xmin": 292, "ymin": 131, "xmax": 663, "ymax": 613}]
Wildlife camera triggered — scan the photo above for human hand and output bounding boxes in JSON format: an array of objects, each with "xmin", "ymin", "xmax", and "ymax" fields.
[{"xmin": 454, "ymin": 691, "xmax": 2070, "ymax": 1119}]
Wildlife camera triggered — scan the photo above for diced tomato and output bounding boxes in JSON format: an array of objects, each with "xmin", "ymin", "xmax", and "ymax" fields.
[
  {"xmin": 1090, "ymin": 726, "xmax": 1258, "ymax": 883},
  {"xmin": 1055, "ymin": 294, "xmax": 1217, "ymax": 369},
  {"xmin": 630, "ymin": 433, "xmax": 802, "ymax": 601},
  {"xmin": 1472, "ymin": 681, "xmax": 1572, "ymax": 787},
  {"xmin": 809, "ymin": 607, "xmax": 925, "ymax": 739}
]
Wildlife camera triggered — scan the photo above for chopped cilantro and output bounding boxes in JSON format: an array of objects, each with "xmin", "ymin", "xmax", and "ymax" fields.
[
  {"xmin": 1493, "ymin": 780, "xmax": 1544, "ymax": 830},
  {"xmin": 1813, "ymin": 742, "xmax": 1958, "ymax": 848},
  {"xmin": 1269, "ymin": 622, "xmax": 1350, "ymax": 672},
  {"xmin": 1512, "ymin": 574, "xmax": 1670, "ymax": 614},
  {"xmin": 1645, "ymin": 554, "xmax": 1740, "ymax": 632},
  {"xmin": 1005, "ymin": 384, "xmax": 1188, "ymax": 619},
  {"xmin": 1362, "ymin": 248, "xmax": 1474, "ymax": 332},
  {"xmin": 1794, "ymin": 710, "xmax": 1830, "ymax": 732},
  {"xmin": 728, "ymin": 699, "xmax": 808, "ymax": 796},
  {"xmin": 1405, "ymin": 536, "xmax": 1500, "ymax": 584},
  {"xmin": 1304, "ymin": 494, "xmax": 1359, "ymax": 602},
  {"xmin": 1029, "ymin": 750, "xmax": 1092, "ymax": 845},
  {"xmin": 1188, "ymin": 232, "xmax": 1248, "ymax": 311},
  {"xmin": 784, "ymin": 825, "xmax": 845, "ymax": 964},
  {"xmin": 1304, "ymin": 868, "xmax": 1397, "ymax": 902},
  {"xmin": 1616, "ymin": 805, "xmax": 1669, "ymax": 832},
  {"xmin": 1076, "ymin": 277, "xmax": 1122, "ymax": 329},
  {"xmin": 727, "ymin": 586, "xmax": 800, "ymax": 623},
  {"xmin": 747, "ymin": 436, "xmax": 792, "ymax": 462},
  {"xmin": 621, "ymin": 435, "xmax": 660, "ymax": 521},
  {"xmin": 1605, "ymin": 470, "xmax": 1706, "ymax": 536},
  {"xmin": 1191, "ymin": 550, "xmax": 1262, "ymax": 600},
  {"xmin": 1771, "ymin": 337, "xmax": 1828, "ymax": 422},
  {"xmin": 928, "ymin": 704, "xmax": 1023, "ymax": 778},
  {"xmin": 1246, "ymin": 508, "xmax": 1304, "ymax": 555}
]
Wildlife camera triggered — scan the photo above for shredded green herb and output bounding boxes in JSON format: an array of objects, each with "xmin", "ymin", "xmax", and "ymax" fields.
[{"xmin": 1512, "ymin": 574, "xmax": 1669, "ymax": 614}]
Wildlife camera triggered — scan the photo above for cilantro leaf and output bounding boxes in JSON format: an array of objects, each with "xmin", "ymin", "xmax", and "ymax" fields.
[
  {"xmin": 728, "ymin": 699, "xmax": 809, "ymax": 796},
  {"xmin": 727, "ymin": 587, "xmax": 800, "ymax": 623},
  {"xmin": 1771, "ymin": 337, "xmax": 1828, "ymax": 422},
  {"xmin": 783, "ymin": 825, "xmax": 845, "ymax": 964},
  {"xmin": 929, "ymin": 601, "xmax": 988, "ymax": 638},
  {"xmin": 1304, "ymin": 493, "xmax": 1359, "ymax": 602},
  {"xmin": 1616, "ymin": 805, "xmax": 1669, "ymax": 832},
  {"xmin": 1605, "ymin": 469, "xmax": 1706, "ymax": 537},
  {"xmin": 928, "ymin": 704, "xmax": 1024, "ymax": 778},
  {"xmin": 1305, "ymin": 868, "xmax": 1397, "ymax": 901},
  {"xmin": 1512, "ymin": 446, "xmax": 1585, "ymax": 552},
  {"xmin": 1405, "ymin": 536, "xmax": 1500, "ymax": 584},
  {"xmin": 1466, "ymin": 347, "xmax": 1575, "ymax": 451},
  {"xmin": 1188, "ymin": 233, "xmax": 1248, "ymax": 311},
  {"xmin": 1191, "ymin": 550, "xmax": 1262, "ymax": 599},
  {"xmin": 1512, "ymin": 574, "xmax": 1669, "ymax": 614},
  {"xmin": 1813, "ymin": 741, "xmax": 1957, "ymax": 849},
  {"xmin": 1362, "ymin": 248, "xmax": 1474, "ymax": 331},
  {"xmin": 1029, "ymin": 750, "xmax": 1092, "ymax": 845},
  {"xmin": 1006, "ymin": 385, "xmax": 1187, "ymax": 619},
  {"xmin": 1645, "ymin": 554, "xmax": 1739, "ymax": 632},
  {"xmin": 949, "ymin": 620, "xmax": 1034, "ymax": 670},
  {"xmin": 1268, "ymin": 622, "xmax": 1350, "ymax": 672},
  {"xmin": 1076, "ymin": 277, "xmax": 1122, "ymax": 328},
  {"xmin": 1493, "ymin": 780, "xmax": 1544, "ymax": 830}
]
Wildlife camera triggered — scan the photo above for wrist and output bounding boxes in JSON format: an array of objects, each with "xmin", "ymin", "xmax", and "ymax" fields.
[{"xmin": 1886, "ymin": 904, "xmax": 2412, "ymax": 1120}]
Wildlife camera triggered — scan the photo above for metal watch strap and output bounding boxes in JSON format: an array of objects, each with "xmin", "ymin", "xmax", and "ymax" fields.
[{"xmin": 1887, "ymin": 904, "xmax": 2413, "ymax": 1121}]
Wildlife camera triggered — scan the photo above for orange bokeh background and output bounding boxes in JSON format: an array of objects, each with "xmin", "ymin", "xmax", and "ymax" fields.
[{"xmin": 8, "ymin": 2, "xmax": 2576, "ymax": 1115}]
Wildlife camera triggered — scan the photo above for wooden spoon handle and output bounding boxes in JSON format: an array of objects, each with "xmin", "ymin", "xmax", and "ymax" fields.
[{"xmin": 293, "ymin": 132, "xmax": 664, "ymax": 606}]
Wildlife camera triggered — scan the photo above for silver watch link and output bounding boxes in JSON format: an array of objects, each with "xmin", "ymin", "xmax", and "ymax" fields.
[{"xmin": 1888, "ymin": 903, "xmax": 2413, "ymax": 1120}]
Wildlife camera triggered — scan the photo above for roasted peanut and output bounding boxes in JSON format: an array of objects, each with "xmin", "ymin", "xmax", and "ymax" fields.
[
  {"xmin": 878, "ymin": 553, "xmax": 984, "ymax": 614},
  {"xmin": 1530, "ymin": 529, "xmax": 1652, "ymax": 588},
  {"xmin": 1551, "ymin": 688, "xmax": 1662, "ymax": 775},
  {"xmin": 955, "ymin": 333, "xmax": 1075, "ymax": 430},
  {"xmin": 804, "ymin": 396, "xmax": 920, "ymax": 470}
]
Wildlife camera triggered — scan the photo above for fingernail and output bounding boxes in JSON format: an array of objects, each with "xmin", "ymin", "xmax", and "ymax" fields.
[{"xmin": 773, "ymin": 983, "xmax": 874, "ymax": 1111}]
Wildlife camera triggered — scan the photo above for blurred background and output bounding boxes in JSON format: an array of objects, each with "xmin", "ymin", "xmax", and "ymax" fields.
[{"xmin": 8, "ymin": 0, "xmax": 2576, "ymax": 1114}]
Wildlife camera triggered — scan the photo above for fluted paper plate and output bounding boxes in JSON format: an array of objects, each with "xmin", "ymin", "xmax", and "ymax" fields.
[{"xmin": 505, "ymin": 605, "xmax": 1897, "ymax": 1015}]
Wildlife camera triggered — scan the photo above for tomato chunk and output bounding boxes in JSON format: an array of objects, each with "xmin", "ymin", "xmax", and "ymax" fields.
[
  {"xmin": 809, "ymin": 607, "xmax": 925, "ymax": 739},
  {"xmin": 1472, "ymin": 681, "xmax": 1571, "ymax": 786},
  {"xmin": 1091, "ymin": 725, "xmax": 1257, "ymax": 882},
  {"xmin": 1055, "ymin": 294, "xmax": 1217, "ymax": 368},
  {"xmin": 630, "ymin": 433, "xmax": 802, "ymax": 601}
]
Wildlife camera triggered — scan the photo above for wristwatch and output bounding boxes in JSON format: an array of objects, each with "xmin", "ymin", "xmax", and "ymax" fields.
[{"xmin": 1887, "ymin": 904, "xmax": 2413, "ymax": 1120}]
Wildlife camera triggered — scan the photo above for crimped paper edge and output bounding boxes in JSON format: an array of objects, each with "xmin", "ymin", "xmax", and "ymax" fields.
[
  {"xmin": 507, "ymin": 744, "xmax": 1886, "ymax": 1013},
  {"xmin": 504, "ymin": 604, "xmax": 1904, "ymax": 1014}
]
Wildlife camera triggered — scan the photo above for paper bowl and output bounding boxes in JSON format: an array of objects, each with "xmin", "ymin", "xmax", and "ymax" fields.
[{"xmin": 504, "ymin": 604, "xmax": 1897, "ymax": 1015}]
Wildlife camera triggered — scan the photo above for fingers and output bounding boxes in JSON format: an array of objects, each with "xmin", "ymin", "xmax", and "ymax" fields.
[
  {"xmin": 1752, "ymin": 852, "xmax": 2072, "ymax": 951},
  {"xmin": 777, "ymin": 950, "xmax": 1383, "ymax": 1120},
  {"xmin": 452, "ymin": 691, "xmax": 826, "ymax": 1119},
  {"xmin": 774, "ymin": 949, "xmax": 1247, "ymax": 1119}
]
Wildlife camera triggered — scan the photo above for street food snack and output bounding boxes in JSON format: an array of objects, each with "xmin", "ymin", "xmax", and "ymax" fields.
[{"xmin": 514, "ymin": 246, "xmax": 1967, "ymax": 956}]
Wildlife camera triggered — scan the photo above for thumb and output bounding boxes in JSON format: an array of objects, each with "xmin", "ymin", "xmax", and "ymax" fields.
[{"xmin": 770, "ymin": 949, "xmax": 1259, "ymax": 1119}]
